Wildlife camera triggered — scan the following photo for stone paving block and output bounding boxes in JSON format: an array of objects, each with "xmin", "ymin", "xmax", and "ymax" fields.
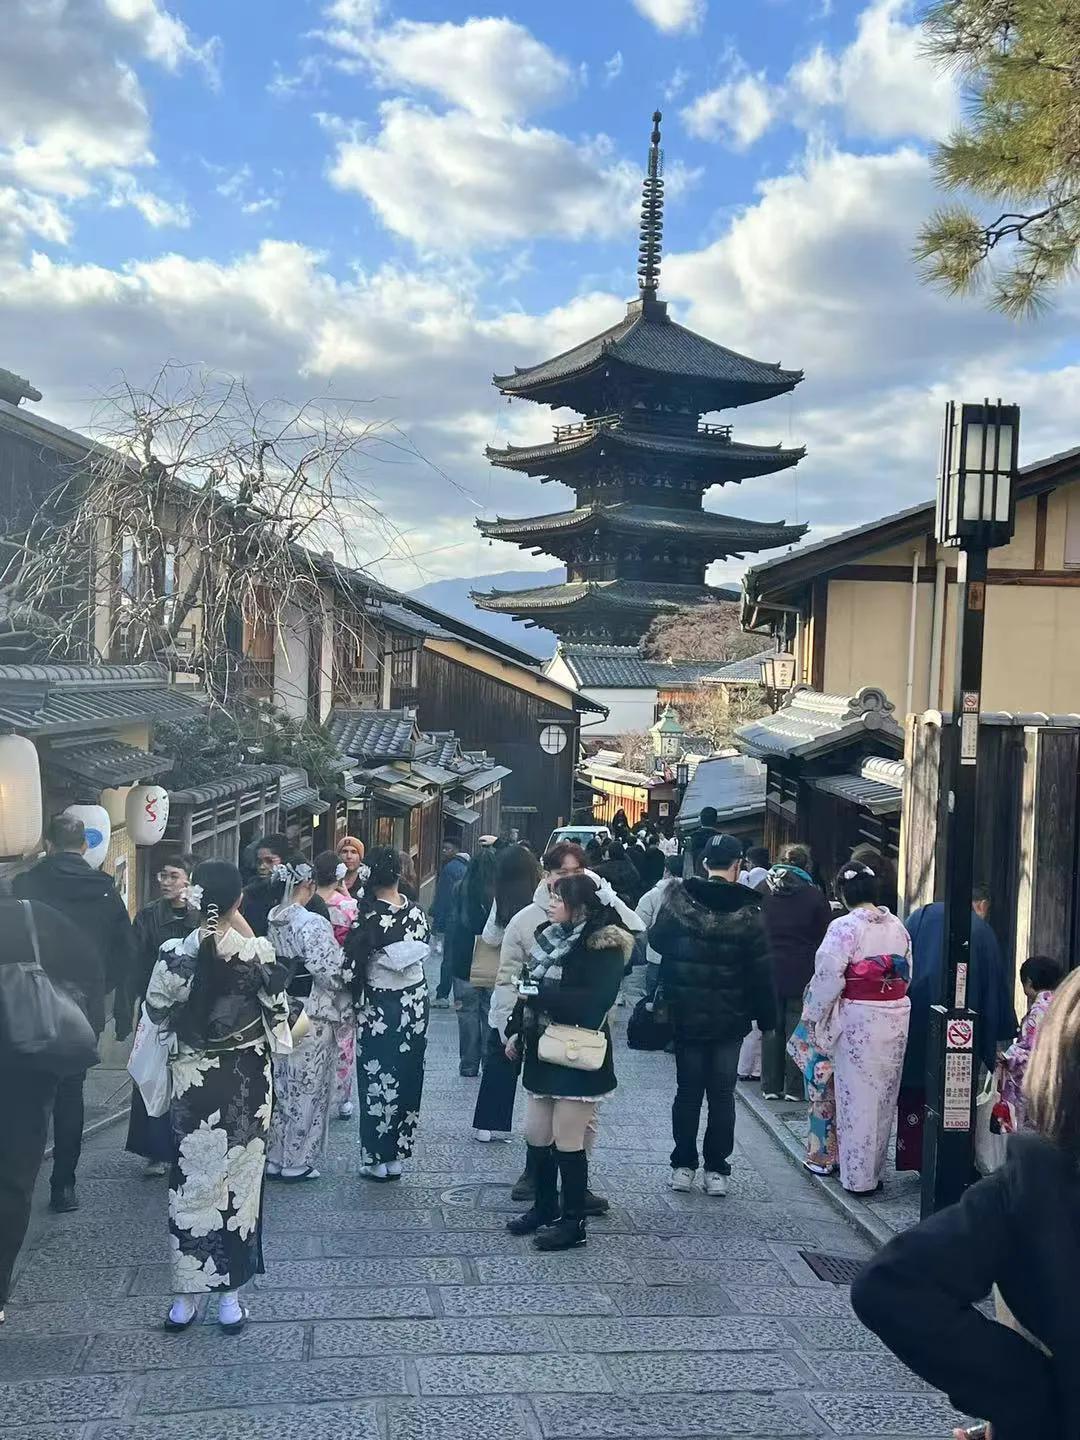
[
  {"xmin": 417, "ymin": 1354, "xmax": 611, "ymax": 1395},
  {"xmin": 621, "ymin": 1206, "xmax": 822, "ymax": 1243},
  {"xmin": 323, "ymin": 1230, "xmax": 521, "ymax": 1258},
  {"xmin": 0, "ymin": 1427, "xmax": 90, "ymax": 1438},
  {"xmin": 800, "ymin": 1350, "xmax": 934, "ymax": 1390},
  {"xmin": 438, "ymin": 1284, "xmax": 616, "ymax": 1316},
  {"xmin": 608, "ymin": 1284, "xmax": 736, "ymax": 1317},
  {"xmin": 0, "ymin": 1337, "xmax": 86, "ymax": 1382},
  {"xmin": 0, "ymin": 1375, "xmax": 132, "ymax": 1425},
  {"xmin": 138, "ymin": 1358, "xmax": 409, "ymax": 1413},
  {"xmin": 7, "ymin": 1261, "xmax": 131, "ymax": 1304},
  {"xmin": 666, "ymin": 1233, "xmax": 776, "ymax": 1261},
  {"xmin": 604, "ymin": 1351, "xmax": 805, "ymax": 1393},
  {"xmin": 28, "ymin": 1226, "xmax": 166, "ymax": 1266},
  {"xmin": 555, "ymin": 1316, "xmax": 791, "ymax": 1352},
  {"xmin": 253, "ymin": 1257, "xmax": 464, "ymax": 1288},
  {"xmin": 584, "ymin": 1234, "xmax": 680, "ymax": 1258},
  {"xmin": 313, "ymin": 1316, "xmax": 557, "ymax": 1357},
  {"xmin": 474, "ymin": 1255, "xmax": 635, "ymax": 1285},
  {"xmin": 96, "ymin": 1401, "xmax": 381, "ymax": 1439},
  {"xmin": 725, "ymin": 1285, "xmax": 855, "ymax": 1318},
  {"xmin": 84, "ymin": 1323, "xmax": 305, "ymax": 1373},
  {"xmin": 235, "ymin": 1286, "xmax": 435, "ymax": 1321},
  {"xmin": 806, "ymin": 1391, "xmax": 972, "ymax": 1433},
  {"xmin": 631, "ymin": 1258, "xmax": 788, "ymax": 1288},
  {"xmin": 788, "ymin": 1317, "xmax": 889, "ymax": 1351},
  {"xmin": 1, "ymin": 1296, "xmax": 202, "ymax": 1337},
  {"xmin": 387, "ymin": 1395, "xmax": 525, "ymax": 1440},
  {"xmin": 532, "ymin": 1392, "xmax": 818, "ymax": 1437}
]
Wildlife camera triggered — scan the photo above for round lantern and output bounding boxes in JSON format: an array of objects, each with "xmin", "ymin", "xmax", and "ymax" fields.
[
  {"xmin": 126, "ymin": 784, "xmax": 170, "ymax": 845},
  {"xmin": 100, "ymin": 787, "xmax": 130, "ymax": 826},
  {"xmin": 0, "ymin": 734, "xmax": 43, "ymax": 858},
  {"xmin": 64, "ymin": 803, "xmax": 111, "ymax": 870}
]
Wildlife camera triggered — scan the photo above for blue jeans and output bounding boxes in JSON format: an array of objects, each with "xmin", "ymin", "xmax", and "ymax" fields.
[{"xmin": 453, "ymin": 978, "xmax": 492, "ymax": 1075}]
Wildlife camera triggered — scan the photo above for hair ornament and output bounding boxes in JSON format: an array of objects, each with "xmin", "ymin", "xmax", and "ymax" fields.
[
  {"xmin": 204, "ymin": 901, "xmax": 220, "ymax": 934},
  {"xmin": 335, "ymin": 862, "xmax": 348, "ymax": 882},
  {"xmin": 842, "ymin": 866, "xmax": 874, "ymax": 881},
  {"xmin": 182, "ymin": 882, "xmax": 204, "ymax": 910}
]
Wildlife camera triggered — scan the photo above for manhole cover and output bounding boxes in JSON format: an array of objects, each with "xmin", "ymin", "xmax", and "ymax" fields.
[{"xmin": 799, "ymin": 1250, "xmax": 864, "ymax": 1285}]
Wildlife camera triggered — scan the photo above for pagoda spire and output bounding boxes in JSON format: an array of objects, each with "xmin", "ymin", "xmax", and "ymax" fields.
[{"xmin": 637, "ymin": 109, "xmax": 664, "ymax": 298}]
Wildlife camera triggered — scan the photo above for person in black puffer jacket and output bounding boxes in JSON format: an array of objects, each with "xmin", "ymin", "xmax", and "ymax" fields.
[{"xmin": 650, "ymin": 833, "xmax": 776, "ymax": 1197}]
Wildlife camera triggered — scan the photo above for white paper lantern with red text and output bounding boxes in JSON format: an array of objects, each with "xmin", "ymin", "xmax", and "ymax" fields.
[
  {"xmin": 64, "ymin": 804, "xmax": 111, "ymax": 870},
  {"xmin": 0, "ymin": 734, "xmax": 43, "ymax": 858},
  {"xmin": 126, "ymin": 785, "xmax": 170, "ymax": 845}
]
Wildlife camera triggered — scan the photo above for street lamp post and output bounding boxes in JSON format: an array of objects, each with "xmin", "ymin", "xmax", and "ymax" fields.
[{"xmin": 921, "ymin": 399, "xmax": 1019, "ymax": 1219}]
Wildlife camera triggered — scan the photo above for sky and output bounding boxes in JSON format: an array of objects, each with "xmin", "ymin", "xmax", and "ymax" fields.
[{"xmin": 3, "ymin": 0, "xmax": 1078, "ymax": 596}]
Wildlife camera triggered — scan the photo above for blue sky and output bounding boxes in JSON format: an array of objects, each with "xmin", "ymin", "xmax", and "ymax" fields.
[{"xmin": 2, "ymin": 0, "xmax": 1077, "ymax": 594}]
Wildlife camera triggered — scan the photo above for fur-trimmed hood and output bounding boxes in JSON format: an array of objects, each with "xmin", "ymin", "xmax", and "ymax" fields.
[{"xmin": 586, "ymin": 922, "xmax": 636, "ymax": 961}]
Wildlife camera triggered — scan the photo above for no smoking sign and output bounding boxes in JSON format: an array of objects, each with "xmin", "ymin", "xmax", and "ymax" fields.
[{"xmin": 947, "ymin": 1018, "xmax": 974, "ymax": 1050}]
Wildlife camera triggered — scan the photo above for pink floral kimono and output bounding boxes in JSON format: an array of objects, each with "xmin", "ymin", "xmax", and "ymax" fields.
[
  {"xmin": 1001, "ymin": 988, "xmax": 1055, "ymax": 1131},
  {"xmin": 801, "ymin": 906, "xmax": 912, "ymax": 1194}
]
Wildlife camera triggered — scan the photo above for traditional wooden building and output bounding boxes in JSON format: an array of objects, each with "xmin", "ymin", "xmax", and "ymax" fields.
[{"xmin": 472, "ymin": 112, "xmax": 806, "ymax": 646}]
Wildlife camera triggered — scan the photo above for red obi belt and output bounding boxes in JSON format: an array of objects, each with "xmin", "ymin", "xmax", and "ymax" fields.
[{"xmin": 843, "ymin": 954, "xmax": 910, "ymax": 1002}]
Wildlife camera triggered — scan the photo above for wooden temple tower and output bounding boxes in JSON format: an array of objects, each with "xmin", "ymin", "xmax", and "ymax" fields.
[{"xmin": 473, "ymin": 111, "xmax": 808, "ymax": 646}]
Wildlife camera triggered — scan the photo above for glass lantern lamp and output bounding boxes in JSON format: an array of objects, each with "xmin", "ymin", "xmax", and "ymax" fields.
[{"xmin": 936, "ymin": 399, "xmax": 1019, "ymax": 551}]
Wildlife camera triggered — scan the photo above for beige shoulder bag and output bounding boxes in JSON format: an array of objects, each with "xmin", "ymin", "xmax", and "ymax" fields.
[{"xmin": 537, "ymin": 1023, "xmax": 608, "ymax": 1072}]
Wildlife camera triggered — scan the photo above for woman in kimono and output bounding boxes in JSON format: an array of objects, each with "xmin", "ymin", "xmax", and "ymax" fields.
[
  {"xmin": 309, "ymin": 851, "xmax": 360, "ymax": 1121},
  {"xmin": 347, "ymin": 847, "xmax": 431, "ymax": 1182},
  {"xmin": 266, "ymin": 859, "xmax": 353, "ymax": 1181},
  {"xmin": 144, "ymin": 860, "xmax": 290, "ymax": 1333},
  {"xmin": 799, "ymin": 861, "xmax": 912, "ymax": 1194}
]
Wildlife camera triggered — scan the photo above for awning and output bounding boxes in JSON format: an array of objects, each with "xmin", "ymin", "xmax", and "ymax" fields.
[
  {"xmin": 460, "ymin": 765, "xmax": 512, "ymax": 792},
  {"xmin": 170, "ymin": 765, "xmax": 288, "ymax": 807},
  {"xmin": 805, "ymin": 772, "xmax": 902, "ymax": 816},
  {"xmin": 279, "ymin": 773, "xmax": 330, "ymax": 815},
  {"xmin": 444, "ymin": 800, "xmax": 481, "ymax": 825},
  {"xmin": 410, "ymin": 761, "xmax": 459, "ymax": 787},
  {"xmin": 374, "ymin": 783, "xmax": 428, "ymax": 812},
  {"xmin": 46, "ymin": 736, "xmax": 173, "ymax": 788}
]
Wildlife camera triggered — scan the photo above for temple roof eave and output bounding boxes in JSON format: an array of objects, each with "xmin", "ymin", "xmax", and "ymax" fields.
[
  {"xmin": 485, "ymin": 432, "xmax": 806, "ymax": 480},
  {"xmin": 475, "ymin": 505, "xmax": 807, "ymax": 553},
  {"xmin": 470, "ymin": 578, "xmax": 741, "ymax": 619}
]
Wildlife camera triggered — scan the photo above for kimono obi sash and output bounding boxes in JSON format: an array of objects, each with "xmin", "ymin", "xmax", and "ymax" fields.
[{"xmin": 843, "ymin": 953, "xmax": 909, "ymax": 1002}]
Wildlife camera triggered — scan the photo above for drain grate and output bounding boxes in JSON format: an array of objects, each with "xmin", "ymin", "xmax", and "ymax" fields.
[{"xmin": 799, "ymin": 1250, "xmax": 865, "ymax": 1285}]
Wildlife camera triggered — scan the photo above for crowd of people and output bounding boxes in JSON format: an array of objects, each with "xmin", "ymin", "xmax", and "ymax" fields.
[{"xmin": 1, "ymin": 798, "xmax": 1071, "ymax": 1432}]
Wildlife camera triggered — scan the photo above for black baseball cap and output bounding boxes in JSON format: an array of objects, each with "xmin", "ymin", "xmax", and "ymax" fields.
[{"xmin": 704, "ymin": 833, "xmax": 744, "ymax": 870}]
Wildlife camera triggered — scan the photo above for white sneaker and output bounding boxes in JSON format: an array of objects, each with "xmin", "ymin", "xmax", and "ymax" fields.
[
  {"xmin": 473, "ymin": 1128, "xmax": 494, "ymax": 1143},
  {"xmin": 385, "ymin": 1160, "xmax": 403, "ymax": 1179},
  {"xmin": 669, "ymin": 1167, "xmax": 696, "ymax": 1193},
  {"xmin": 360, "ymin": 1163, "xmax": 389, "ymax": 1182},
  {"xmin": 703, "ymin": 1172, "xmax": 728, "ymax": 1197}
]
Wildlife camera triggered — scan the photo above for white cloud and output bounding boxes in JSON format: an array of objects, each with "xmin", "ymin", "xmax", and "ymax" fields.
[
  {"xmin": 664, "ymin": 66, "xmax": 690, "ymax": 100},
  {"xmin": 327, "ymin": 101, "xmax": 642, "ymax": 250},
  {"xmin": 604, "ymin": 51, "xmax": 624, "ymax": 86},
  {"xmin": 102, "ymin": 0, "xmax": 220, "ymax": 80},
  {"xmin": 681, "ymin": 69, "xmax": 778, "ymax": 150},
  {"xmin": 790, "ymin": 0, "xmax": 959, "ymax": 142},
  {"xmin": 321, "ymin": 14, "xmax": 573, "ymax": 121},
  {"xmin": 211, "ymin": 163, "xmax": 281, "ymax": 218},
  {"xmin": 107, "ymin": 175, "xmax": 190, "ymax": 227},
  {"xmin": 0, "ymin": 187, "xmax": 72, "ymax": 249},
  {"xmin": 631, "ymin": 0, "xmax": 706, "ymax": 34}
]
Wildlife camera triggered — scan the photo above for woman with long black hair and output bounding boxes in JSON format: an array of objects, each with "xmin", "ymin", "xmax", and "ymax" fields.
[
  {"xmin": 348, "ymin": 847, "xmax": 432, "ymax": 1182},
  {"xmin": 144, "ymin": 860, "xmax": 290, "ymax": 1332}
]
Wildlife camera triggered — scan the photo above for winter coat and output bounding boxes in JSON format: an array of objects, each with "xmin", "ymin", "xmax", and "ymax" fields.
[
  {"xmin": 650, "ymin": 877, "xmax": 777, "ymax": 1045},
  {"xmin": 431, "ymin": 854, "xmax": 468, "ymax": 932},
  {"xmin": 759, "ymin": 871, "xmax": 833, "ymax": 1000},
  {"xmin": 902, "ymin": 902, "xmax": 1017, "ymax": 1081},
  {"xmin": 268, "ymin": 903, "xmax": 353, "ymax": 1025},
  {"xmin": 852, "ymin": 1133, "xmax": 1080, "ymax": 1440},
  {"xmin": 445, "ymin": 878, "xmax": 494, "ymax": 983},
  {"xmin": 509, "ymin": 921, "xmax": 632, "ymax": 1099},
  {"xmin": 240, "ymin": 877, "xmax": 276, "ymax": 938},
  {"xmin": 0, "ymin": 897, "xmax": 102, "ymax": 1036},
  {"xmin": 635, "ymin": 876, "xmax": 678, "ymax": 966},
  {"xmin": 13, "ymin": 852, "xmax": 134, "ymax": 1037}
]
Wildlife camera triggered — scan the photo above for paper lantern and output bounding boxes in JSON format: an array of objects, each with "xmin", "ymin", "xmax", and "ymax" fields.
[
  {"xmin": 0, "ymin": 734, "xmax": 43, "ymax": 858},
  {"xmin": 64, "ymin": 804, "xmax": 111, "ymax": 870},
  {"xmin": 100, "ymin": 787, "xmax": 130, "ymax": 825},
  {"xmin": 126, "ymin": 785, "xmax": 170, "ymax": 845}
]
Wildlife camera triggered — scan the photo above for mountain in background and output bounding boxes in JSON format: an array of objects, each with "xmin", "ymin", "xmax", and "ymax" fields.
[{"xmin": 409, "ymin": 569, "xmax": 561, "ymax": 659}]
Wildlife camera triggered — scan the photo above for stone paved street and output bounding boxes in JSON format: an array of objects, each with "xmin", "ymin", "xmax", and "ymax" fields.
[{"xmin": 3, "ymin": 994, "xmax": 971, "ymax": 1440}]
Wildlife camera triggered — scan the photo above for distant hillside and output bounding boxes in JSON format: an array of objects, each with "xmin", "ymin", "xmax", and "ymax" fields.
[{"xmin": 409, "ymin": 569, "xmax": 562, "ymax": 659}]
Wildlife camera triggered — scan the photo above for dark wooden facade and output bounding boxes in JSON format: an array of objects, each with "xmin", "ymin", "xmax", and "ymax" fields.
[{"xmin": 416, "ymin": 646, "xmax": 579, "ymax": 853}]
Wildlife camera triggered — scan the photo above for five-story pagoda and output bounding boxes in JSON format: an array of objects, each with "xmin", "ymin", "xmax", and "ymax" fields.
[{"xmin": 473, "ymin": 111, "xmax": 807, "ymax": 646}]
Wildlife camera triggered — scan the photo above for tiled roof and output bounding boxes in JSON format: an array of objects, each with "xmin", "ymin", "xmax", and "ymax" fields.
[
  {"xmin": 486, "ymin": 426, "xmax": 804, "ymax": 481},
  {"xmin": 557, "ymin": 644, "xmax": 759, "ymax": 691},
  {"xmin": 170, "ymin": 765, "xmax": 287, "ymax": 807},
  {"xmin": 473, "ymin": 579, "xmax": 739, "ymax": 617},
  {"xmin": 677, "ymin": 752, "xmax": 767, "ymax": 829},
  {"xmin": 45, "ymin": 737, "xmax": 173, "ymax": 787},
  {"xmin": 494, "ymin": 301, "xmax": 801, "ymax": 401},
  {"xmin": 279, "ymin": 772, "xmax": 328, "ymax": 814},
  {"xmin": 444, "ymin": 800, "xmax": 481, "ymax": 825},
  {"xmin": 477, "ymin": 504, "xmax": 806, "ymax": 555},
  {"xmin": 699, "ymin": 651, "xmax": 773, "ymax": 685},
  {"xmin": 459, "ymin": 765, "xmax": 512, "ymax": 792},
  {"xmin": 376, "ymin": 601, "xmax": 452, "ymax": 640},
  {"xmin": 326, "ymin": 709, "xmax": 416, "ymax": 763},
  {"xmin": 0, "ymin": 663, "xmax": 205, "ymax": 734},
  {"xmin": 735, "ymin": 686, "xmax": 903, "ymax": 761}
]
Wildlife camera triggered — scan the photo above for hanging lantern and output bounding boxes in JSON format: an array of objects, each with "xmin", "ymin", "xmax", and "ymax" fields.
[
  {"xmin": 0, "ymin": 734, "xmax": 43, "ymax": 858},
  {"xmin": 100, "ymin": 787, "xmax": 130, "ymax": 826},
  {"xmin": 64, "ymin": 803, "xmax": 111, "ymax": 870},
  {"xmin": 126, "ymin": 785, "xmax": 170, "ymax": 846}
]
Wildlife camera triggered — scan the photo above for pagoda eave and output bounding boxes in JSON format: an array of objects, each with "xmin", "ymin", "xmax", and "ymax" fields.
[
  {"xmin": 485, "ymin": 433, "xmax": 806, "ymax": 484},
  {"xmin": 494, "ymin": 356, "xmax": 801, "ymax": 414},
  {"xmin": 475, "ymin": 505, "xmax": 807, "ymax": 554}
]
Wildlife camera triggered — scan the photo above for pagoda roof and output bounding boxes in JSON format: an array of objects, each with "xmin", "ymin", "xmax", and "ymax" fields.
[
  {"xmin": 477, "ymin": 503, "xmax": 806, "ymax": 556},
  {"xmin": 486, "ymin": 422, "xmax": 804, "ymax": 482},
  {"xmin": 493, "ymin": 298, "xmax": 802, "ymax": 411},
  {"xmin": 472, "ymin": 577, "xmax": 739, "ymax": 621}
]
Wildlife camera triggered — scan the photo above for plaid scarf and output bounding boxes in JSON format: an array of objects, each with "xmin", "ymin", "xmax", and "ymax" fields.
[{"xmin": 528, "ymin": 918, "xmax": 586, "ymax": 987}]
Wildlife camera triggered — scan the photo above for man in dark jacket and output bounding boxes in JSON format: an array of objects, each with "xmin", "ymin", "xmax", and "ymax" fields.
[
  {"xmin": 683, "ymin": 806, "xmax": 722, "ymax": 879},
  {"xmin": 759, "ymin": 844, "xmax": 833, "ymax": 1101},
  {"xmin": 431, "ymin": 842, "xmax": 469, "ymax": 1006},
  {"xmin": 239, "ymin": 831, "xmax": 290, "ymax": 938},
  {"xmin": 651, "ymin": 833, "xmax": 776, "ymax": 1197},
  {"xmin": 13, "ymin": 812, "xmax": 134, "ymax": 1212}
]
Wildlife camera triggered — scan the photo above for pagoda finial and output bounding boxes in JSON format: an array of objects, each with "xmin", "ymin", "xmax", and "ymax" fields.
[{"xmin": 637, "ymin": 109, "xmax": 664, "ymax": 297}]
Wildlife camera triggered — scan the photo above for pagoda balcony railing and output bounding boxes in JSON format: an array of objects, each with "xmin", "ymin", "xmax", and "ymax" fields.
[
  {"xmin": 698, "ymin": 422, "xmax": 732, "ymax": 441},
  {"xmin": 552, "ymin": 413, "xmax": 620, "ymax": 442}
]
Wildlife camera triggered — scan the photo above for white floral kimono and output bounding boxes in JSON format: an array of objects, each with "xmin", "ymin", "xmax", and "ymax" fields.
[
  {"xmin": 145, "ymin": 928, "xmax": 289, "ymax": 1294},
  {"xmin": 802, "ymin": 906, "xmax": 912, "ymax": 1193}
]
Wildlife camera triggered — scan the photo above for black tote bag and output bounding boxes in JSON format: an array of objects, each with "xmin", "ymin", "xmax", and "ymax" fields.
[{"xmin": 0, "ymin": 902, "xmax": 99, "ymax": 1075}]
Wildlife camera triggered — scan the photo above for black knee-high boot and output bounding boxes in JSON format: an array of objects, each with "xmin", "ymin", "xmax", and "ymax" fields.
[
  {"xmin": 506, "ymin": 1146, "xmax": 558, "ymax": 1235},
  {"xmin": 510, "ymin": 1144, "xmax": 537, "ymax": 1202},
  {"xmin": 534, "ymin": 1150, "xmax": 587, "ymax": 1251}
]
